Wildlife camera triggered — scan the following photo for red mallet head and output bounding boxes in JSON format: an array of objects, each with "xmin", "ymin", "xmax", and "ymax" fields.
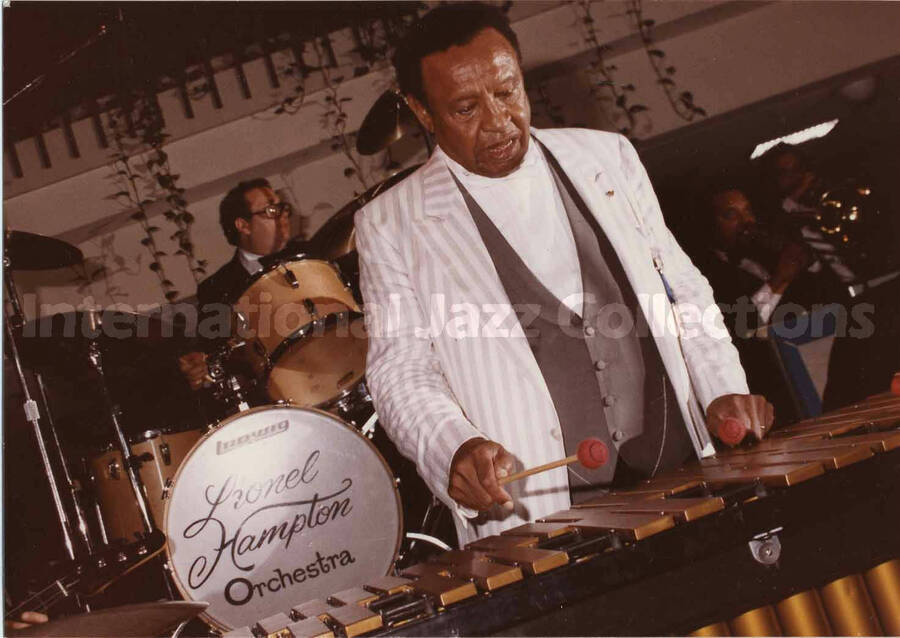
[
  {"xmin": 718, "ymin": 417, "xmax": 747, "ymax": 446},
  {"xmin": 576, "ymin": 437, "xmax": 609, "ymax": 469},
  {"xmin": 890, "ymin": 372, "xmax": 900, "ymax": 396}
]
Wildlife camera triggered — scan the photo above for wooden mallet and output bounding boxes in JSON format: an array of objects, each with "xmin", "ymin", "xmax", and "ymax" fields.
[{"xmin": 498, "ymin": 437, "xmax": 610, "ymax": 486}]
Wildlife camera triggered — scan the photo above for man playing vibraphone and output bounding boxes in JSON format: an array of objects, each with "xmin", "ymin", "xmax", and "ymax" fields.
[{"xmin": 356, "ymin": 3, "xmax": 774, "ymax": 545}]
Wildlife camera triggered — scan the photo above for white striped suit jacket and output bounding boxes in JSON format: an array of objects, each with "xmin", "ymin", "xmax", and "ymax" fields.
[{"xmin": 356, "ymin": 128, "xmax": 749, "ymax": 544}]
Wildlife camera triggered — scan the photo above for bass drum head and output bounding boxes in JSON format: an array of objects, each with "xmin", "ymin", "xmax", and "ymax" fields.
[{"xmin": 164, "ymin": 406, "xmax": 402, "ymax": 632}]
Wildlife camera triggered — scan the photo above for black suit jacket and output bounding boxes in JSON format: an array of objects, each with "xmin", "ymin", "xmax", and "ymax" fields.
[
  {"xmin": 193, "ymin": 251, "xmax": 253, "ymax": 355},
  {"xmin": 197, "ymin": 250, "xmax": 254, "ymax": 309}
]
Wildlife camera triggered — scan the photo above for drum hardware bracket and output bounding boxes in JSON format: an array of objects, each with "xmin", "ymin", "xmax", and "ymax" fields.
[
  {"xmin": 748, "ymin": 527, "xmax": 783, "ymax": 566},
  {"xmin": 283, "ymin": 267, "xmax": 301, "ymax": 289},
  {"xmin": 107, "ymin": 460, "xmax": 121, "ymax": 480},
  {"xmin": 160, "ymin": 443, "xmax": 171, "ymax": 466},
  {"xmin": 303, "ymin": 297, "xmax": 317, "ymax": 317}
]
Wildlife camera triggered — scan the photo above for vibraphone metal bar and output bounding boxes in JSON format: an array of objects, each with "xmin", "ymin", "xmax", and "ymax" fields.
[{"xmin": 225, "ymin": 395, "xmax": 900, "ymax": 637}]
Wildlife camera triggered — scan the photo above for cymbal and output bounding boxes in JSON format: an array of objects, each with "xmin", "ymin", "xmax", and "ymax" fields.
[
  {"xmin": 356, "ymin": 90, "xmax": 418, "ymax": 155},
  {"xmin": 310, "ymin": 164, "xmax": 420, "ymax": 260},
  {"xmin": 10, "ymin": 601, "xmax": 208, "ymax": 637},
  {"xmin": 16, "ymin": 310, "xmax": 193, "ymax": 373},
  {"xmin": 4, "ymin": 230, "xmax": 83, "ymax": 271}
]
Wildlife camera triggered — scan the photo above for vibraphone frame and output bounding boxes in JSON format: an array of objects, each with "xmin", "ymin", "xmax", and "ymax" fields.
[{"xmin": 223, "ymin": 394, "xmax": 900, "ymax": 637}]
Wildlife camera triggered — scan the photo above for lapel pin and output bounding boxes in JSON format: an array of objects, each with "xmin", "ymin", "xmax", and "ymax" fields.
[{"xmin": 606, "ymin": 190, "xmax": 615, "ymax": 197}]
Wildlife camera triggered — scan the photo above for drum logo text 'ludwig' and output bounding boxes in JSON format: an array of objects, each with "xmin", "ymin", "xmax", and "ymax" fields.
[{"xmin": 165, "ymin": 407, "xmax": 401, "ymax": 631}]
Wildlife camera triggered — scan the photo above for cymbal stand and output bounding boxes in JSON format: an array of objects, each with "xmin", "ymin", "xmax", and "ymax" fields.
[
  {"xmin": 3, "ymin": 256, "xmax": 78, "ymax": 562},
  {"xmin": 84, "ymin": 311, "xmax": 156, "ymax": 535},
  {"xmin": 208, "ymin": 340, "xmax": 250, "ymax": 414},
  {"xmin": 34, "ymin": 371, "xmax": 96, "ymax": 555}
]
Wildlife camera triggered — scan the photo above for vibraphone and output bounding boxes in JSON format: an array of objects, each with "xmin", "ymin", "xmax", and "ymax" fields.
[{"xmin": 224, "ymin": 393, "xmax": 900, "ymax": 637}]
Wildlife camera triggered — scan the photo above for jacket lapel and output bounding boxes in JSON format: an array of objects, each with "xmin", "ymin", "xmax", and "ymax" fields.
[{"xmin": 414, "ymin": 152, "xmax": 548, "ymax": 392}]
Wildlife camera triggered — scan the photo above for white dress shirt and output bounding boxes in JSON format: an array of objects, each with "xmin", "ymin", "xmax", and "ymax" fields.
[
  {"xmin": 440, "ymin": 142, "xmax": 584, "ymax": 315},
  {"xmin": 238, "ymin": 248, "xmax": 264, "ymax": 275}
]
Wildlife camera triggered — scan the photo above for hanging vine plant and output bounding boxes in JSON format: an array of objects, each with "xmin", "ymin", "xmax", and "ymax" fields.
[
  {"xmin": 102, "ymin": 88, "xmax": 207, "ymax": 302},
  {"xmin": 106, "ymin": 101, "xmax": 180, "ymax": 302},
  {"xmin": 133, "ymin": 96, "xmax": 207, "ymax": 283},
  {"xmin": 312, "ymin": 36, "xmax": 370, "ymax": 194},
  {"xmin": 575, "ymin": 0, "xmax": 648, "ymax": 139},
  {"xmin": 273, "ymin": 37, "xmax": 309, "ymax": 116},
  {"xmin": 627, "ymin": 0, "xmax": 707, "ymax": 121},
  {"xmin": 535, "ymin": 82, "xmax": 568, "ymax": 127}
]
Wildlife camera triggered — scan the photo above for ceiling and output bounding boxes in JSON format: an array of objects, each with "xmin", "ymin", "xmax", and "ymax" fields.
[{"xmin": 3, "ymin": 1, "xmax": 420, "ymax": 139}]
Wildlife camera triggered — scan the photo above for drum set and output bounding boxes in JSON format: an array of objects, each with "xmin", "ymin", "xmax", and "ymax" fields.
[{"xmin": 3, "ymin": 220, "xmax": 447, "ymax": 632}]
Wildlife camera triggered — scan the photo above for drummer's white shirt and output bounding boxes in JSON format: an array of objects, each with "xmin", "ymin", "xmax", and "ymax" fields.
[
  {"xmin": 441, "ymin": 141, "xmax": 584, "ymax": 316},
  {"xmin": 239, "ymin": 248, "xmax": 264, "ymax": 275}
]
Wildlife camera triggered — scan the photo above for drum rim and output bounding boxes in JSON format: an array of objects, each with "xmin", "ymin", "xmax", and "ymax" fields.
[
  {"xmin": 239, "ymin": 257, "xmax": 351, "ymax": 292},
  {"xmin": 162, "ymin": 404, "xmax": 403, "ymax": 633},
  {"xmin": 89, "ymin": 425, "xmax": 207, "ymax": 455}
]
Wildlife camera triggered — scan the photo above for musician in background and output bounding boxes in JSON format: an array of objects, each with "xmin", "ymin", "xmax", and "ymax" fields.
[
  {"xmin": 356, "ymin": 3, "xmax": 773, "ymax": 544},
  {"xmin": 694, "ymin": 183, "xmax": 834, "ymax": 422},
  {"xmin": 178, "ymin": 178, "xmax": 295, "ymax": 390},
  {"xmin": 757, "ymin": 144, "xmax": 900, "ymax": 409},
  {"xmin": 758, "ymin": 143, "xmax": 858, "ymax": 285},
  {"xmin": 694, "ymin": 183, "xmax": 837, "ymax": 334}
]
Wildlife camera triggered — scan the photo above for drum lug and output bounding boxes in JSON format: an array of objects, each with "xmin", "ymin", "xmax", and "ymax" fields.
[
  {"xmin": 748, "ymin": 527, "xmax": 783, "ymax": 566},
  {"xmin": 161, "ymin": 478, "xmax": 173, "ymax": 501},
  {"xmin": 107, "ymin": 460, "xmax": 120, "ymax": 480},
  {"xmin": 303, "ymin": 298, "xmax": 317, "ymax": 318},
  {"xmin": 283, "ymin": 268, "xmax": 300, "ymax": 289},
  {"xmin": 160, "ymin": 443, "xmax": 171, "ymax": 466}
]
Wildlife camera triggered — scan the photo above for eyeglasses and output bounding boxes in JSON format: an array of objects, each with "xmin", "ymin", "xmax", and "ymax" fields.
[{"xmin": 249, "ymin": 202, "xmax": 294, "ymax": 219}]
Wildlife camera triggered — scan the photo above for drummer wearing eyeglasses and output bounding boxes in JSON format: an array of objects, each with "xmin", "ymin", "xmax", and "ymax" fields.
[{"xmin": 178, "ymin": 178, "xmax": 297, "ymax": 391}]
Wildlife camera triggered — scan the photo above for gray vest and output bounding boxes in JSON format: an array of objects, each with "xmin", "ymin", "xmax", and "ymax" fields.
[{"xmin": 450, "ymin": 141, "xmax": 692, "ymax": 502}]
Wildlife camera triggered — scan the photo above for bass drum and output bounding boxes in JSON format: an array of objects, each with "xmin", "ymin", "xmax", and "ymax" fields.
[{"xmin": 164, "ymin": 406, "xmax": 402, "ymax": 632}]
